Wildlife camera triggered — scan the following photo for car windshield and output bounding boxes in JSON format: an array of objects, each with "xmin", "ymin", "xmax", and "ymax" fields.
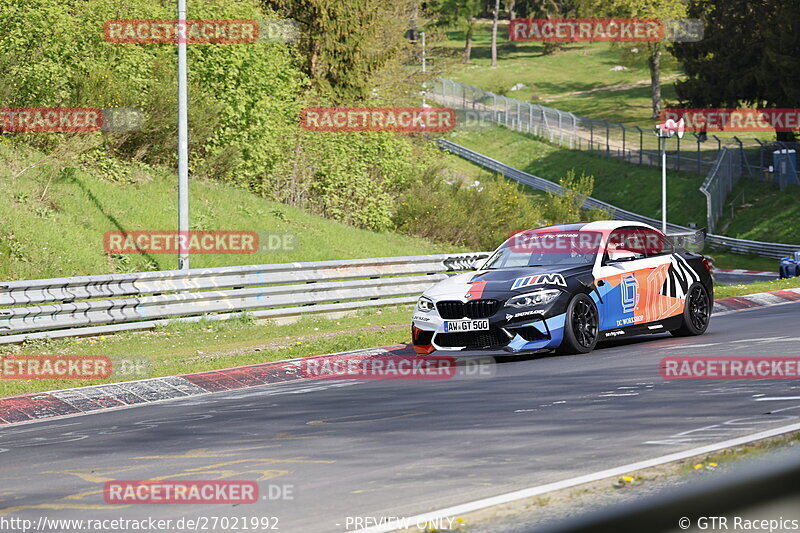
[{"xmin": 483, "ymin": 231, "xmax": 600, "ymax": 269}]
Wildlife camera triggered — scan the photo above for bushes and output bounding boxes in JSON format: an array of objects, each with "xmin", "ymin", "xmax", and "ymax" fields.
[
  {"xmin": 394, "ymin": 169, "xmax": 609, "ymax": 251},
  {"xmin": 0, "ymin": 0, "xmax": 442, "ymax": 233},
  {"xmin": 394, "ymin": 173, "xmax": 546, "ymax": 250}
]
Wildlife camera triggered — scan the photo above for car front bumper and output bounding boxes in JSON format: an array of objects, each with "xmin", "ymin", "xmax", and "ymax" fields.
[{"xmin": 411, "ymin": 310, "xmax": 566, "ymax": 354}]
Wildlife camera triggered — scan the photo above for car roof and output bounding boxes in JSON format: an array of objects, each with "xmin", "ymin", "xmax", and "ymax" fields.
[{"xmin": 526, "ymin": 220, "xmax": 659, "ymax": 233}]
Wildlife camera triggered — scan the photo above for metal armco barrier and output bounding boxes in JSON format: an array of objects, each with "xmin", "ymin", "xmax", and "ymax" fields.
[
  {"xmin": 438, "ymin": 139, "xmax": 800, "ymax": 259},
  {"xmin": 0, "ymin": 253, "xmax": 489, "ymax": 345}
]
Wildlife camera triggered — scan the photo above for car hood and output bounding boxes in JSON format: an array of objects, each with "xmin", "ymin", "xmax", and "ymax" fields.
[{"xmin": 425, "ymin": 264, "xmax": 593, "ymax": 300}]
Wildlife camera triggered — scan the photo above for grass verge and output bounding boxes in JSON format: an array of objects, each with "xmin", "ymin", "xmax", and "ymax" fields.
[
  {"xmin": 0, "ymin": 142, "xmax": 451, "ymax": 281},
  {"xmin": 0, "ymin": 305, "xmax": 415, "ymax": 398},
  {"xmin": 715, "ymin": 277, "xmax": 800, "ymax": 299},
  {"xmin": 445, "ymin": 126, "xmax": 707, "ymax": 228}
]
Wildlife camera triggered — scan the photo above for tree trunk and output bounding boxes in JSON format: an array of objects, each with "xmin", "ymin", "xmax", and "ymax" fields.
[
  {"xmin": 465, "ymin": 19, "xmax": 474, "ymax": 62},
  {"xmin": 648, "ymin": 44, "xmax": 662, "ymax": 120},
  {"xmin": 491, "ymin": 0, "xmax": 500, "ymax": 66},
  {"xmin": 507, "ymin": 0, "xmax": 516, "ymax": 21}
]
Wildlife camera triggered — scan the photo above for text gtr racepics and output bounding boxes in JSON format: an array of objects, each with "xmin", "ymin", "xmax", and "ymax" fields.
[{"xmin": 411, "ymin": 221, "xmax": 713, "ymax": 355}]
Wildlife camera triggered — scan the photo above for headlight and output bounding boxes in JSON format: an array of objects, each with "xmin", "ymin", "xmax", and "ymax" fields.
[
  {"xmin": 507, "ymin": 289, "xmax": 561, "ymax": 308},
  {"xmin": 417, "ymin": 296, "xmax": 435, "ymax": 312}
]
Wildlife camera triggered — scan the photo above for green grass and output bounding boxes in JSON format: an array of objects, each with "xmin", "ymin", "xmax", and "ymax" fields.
[
  {"xmin": 705, "ymin": 251, "xmax": 778, "ymax": 272},
  {"xmin": 0, "ymin": 142, "xmax": 452, "ymax": 280},
  {"xmin": 446, "ymin": 126, "xmax": 708, "ymax": 228},
  {"xmin": 439, "ymin": 21, "xmax": 683, "ymax": 127},
  {"xmin": 0, "ymin": 304, "xmax": 416, "ymax": 397},
  {"xmin": 716, "ymin": 179, "xmax": 800, "ymax": 244},
  {"xmin": 715, "ymin": 277, "xmax": 800, "ymax": 299}
]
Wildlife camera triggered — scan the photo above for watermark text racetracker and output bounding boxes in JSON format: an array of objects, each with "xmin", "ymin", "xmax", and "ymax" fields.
[
  {"xmin": 301, "ymin": 107, "xmax": 456, "ymax": 132},
  {"xmin": 296, "ymin": 354, "xmax": 496, "ymax": 380},
  {"xmin": 0, "ymin": 356, "xmax": 149, "ymax": 380},
  {"xmin": 103, "ymin": 230, "xmax": 297, "ymax": 255},
  {"xmin": 508, "ymin": 17, "xmax": 704, "ymax": 42},
  {"xmin": 1, "ymin": 107, "xmax": 142, "ymax": 132},
  {"xmin": 661, "ymin": 357, "xmax": 800, "ymax": 380},
  {"xmin": 0, "ymin": 515, "xmax": 280, "ymax": 533},
  {"xmin": 104, "ymin": 19, "xmax": 299, "ymax": 43},
  {"xmin": 0, "ymin": 356, "xmax": 111, "ymax": 380}
]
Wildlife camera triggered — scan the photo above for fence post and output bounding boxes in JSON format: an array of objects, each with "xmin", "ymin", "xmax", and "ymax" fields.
[
  {"xmin": 558, "ymin": 110, "xmax": 563, "ymax": 145},
  {"xmin": 754, "ymin": 138, "xmax": 765, "ymax": 180},
  {"xmin": 517, "ymin": 101, "xmax": 521, "ymax": 132},
  {"xmin": 571, "ymin": 113, "xmax": 577, "ymax": 149},
  {"xmin": 590, "ymin": 121, "xmax": 594, "ymax": 151},
  {"xmin": 676, "ymin": 136, "xmax": 681, "ymax": 172},
  {"xmin": 732, "ymin": 135, "xmax": 752, "ymax": 178},
  {"xmin": 529, "ymin": 104, "xmax": 533, "ymax": 134},
  {"xmin": 604, "ymin": 121, "xmax": 610, "ymax": 157},
  {"xmin": 622, "ymin": 126, "xmax": 626, "ymax": 161},
  {"xmin": 635, "ymin": 126, "xmax": 643, "ymax": 165}
]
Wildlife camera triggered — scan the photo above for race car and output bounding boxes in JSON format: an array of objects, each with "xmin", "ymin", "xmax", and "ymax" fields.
[{"xmin": 411, "ymin": 221, "xmax": 713, "ymax": 355}]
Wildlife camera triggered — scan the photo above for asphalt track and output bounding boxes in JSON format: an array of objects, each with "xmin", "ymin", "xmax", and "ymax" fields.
[{"xmin": 2, "ymin": 303, "xmax": 800, "ymax": 533}]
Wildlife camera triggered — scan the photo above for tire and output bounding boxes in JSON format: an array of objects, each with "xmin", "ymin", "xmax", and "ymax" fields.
[
  {"xmin": 670, "ymin": 282, "xmax": 711, "ymax": 337},
  {"xmin": 557, "ymin": 294, "xmax": 599, "ymax": 354}
]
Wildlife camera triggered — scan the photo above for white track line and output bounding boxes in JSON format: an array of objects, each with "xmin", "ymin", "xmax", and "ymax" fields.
[{"xmin": 353, "ymin": 421, "xmax": 800, "ymax": 533}]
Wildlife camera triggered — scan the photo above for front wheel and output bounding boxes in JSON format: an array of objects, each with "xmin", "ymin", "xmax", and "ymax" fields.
[
  {"xmin": 670, "ymin": 282, "xmax": 711, "ymax": 337},
  {"xmin": 557, "ymin": 294, "xmax": 599, "ymax": 354}
]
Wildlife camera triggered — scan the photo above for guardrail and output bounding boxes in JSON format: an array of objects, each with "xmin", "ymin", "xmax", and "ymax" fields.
[
  {"xmin": 438, "ymin": 139, "xmax": 800, "ymax": 259},
  {"xmin": 0, "ymin": 253, "xmax": 490, "ymax": 345}
]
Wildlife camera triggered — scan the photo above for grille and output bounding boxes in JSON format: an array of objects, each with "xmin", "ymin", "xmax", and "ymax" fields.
[
  {"xmin": 435, "ymin": 328, "xmax": 508, "ymax": 349},
  {"xmin": 436, "ymin": 299, "xmax": 500, "ymax": 319}
]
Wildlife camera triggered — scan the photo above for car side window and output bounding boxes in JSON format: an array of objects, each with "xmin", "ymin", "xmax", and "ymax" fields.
[
  {"xmin": 642, "ymin": 229, "xmax": 675, "ymax": 257},
  {"xmin": 605, "ymin": 228, "xmax": 647, "ymax": 262}
]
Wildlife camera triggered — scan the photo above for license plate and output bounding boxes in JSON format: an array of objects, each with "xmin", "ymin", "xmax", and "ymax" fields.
[{"xmin": 444, "ymin": 319, "xmax": 490, "ymax": 333}]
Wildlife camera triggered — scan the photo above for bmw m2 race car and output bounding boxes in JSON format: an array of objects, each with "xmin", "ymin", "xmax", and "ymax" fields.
[{"xmin": 411, "ymin": 221, "xmax": 713, "ymax": 355}]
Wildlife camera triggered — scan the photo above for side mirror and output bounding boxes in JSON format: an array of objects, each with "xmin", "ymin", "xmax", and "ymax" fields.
[
  {"xmin": 472, "ymin": 258, "xmax": 488, "ymax": 270},
  {"xmin": 606, "ymin": 250, "xmax": 636, "ymax": 263}
]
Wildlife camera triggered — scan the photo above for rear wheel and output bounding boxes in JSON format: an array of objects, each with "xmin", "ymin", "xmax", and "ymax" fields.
[
  {"xmin": 557, "ymin": 294, "xmax": 599, "ymax": 354},
  {"xmin": 670, "ymin": 283, "xmax": 710, "ymax": 337}
]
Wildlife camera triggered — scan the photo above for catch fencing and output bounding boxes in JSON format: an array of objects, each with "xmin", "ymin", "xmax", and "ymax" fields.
[
  {"xmin": 437, "ymin": 139, "xmax": 800, "ymax": 259},
  {"xmin": 434, "ymin": 77, "xmax": 800, "ymax": 182},
  {"xmin": 700, "ymin": 148, "xmax": 743, "ymax": 233}
]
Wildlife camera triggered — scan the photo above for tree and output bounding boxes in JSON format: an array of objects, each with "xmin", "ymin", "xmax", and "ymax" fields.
[
  {"xmin": 491, "ymin": 0, "xmax": 501, "ymax": 66},
  {"xmin": 672, "ymin": 0, "xmax": 799, "ymax": 141},
  {"xmin": 264, "ymin": 0, "xmax": 420, "ymax": 102},
  {"xmin": 506, "ymin": 0, "xmax": 517, "ymax": 20},
  {"xmin": 436, "ymin": 0, "xmax": 483, "ymax": 62},
  {"xmin": 579, "ymin": 0, "xmax": 685, "ymax": 119}
]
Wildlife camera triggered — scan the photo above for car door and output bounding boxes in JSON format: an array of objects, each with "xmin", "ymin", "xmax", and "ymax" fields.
[{"xmin": 593, "ymin": 226, "xmax": 664, "ymax": 331}]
